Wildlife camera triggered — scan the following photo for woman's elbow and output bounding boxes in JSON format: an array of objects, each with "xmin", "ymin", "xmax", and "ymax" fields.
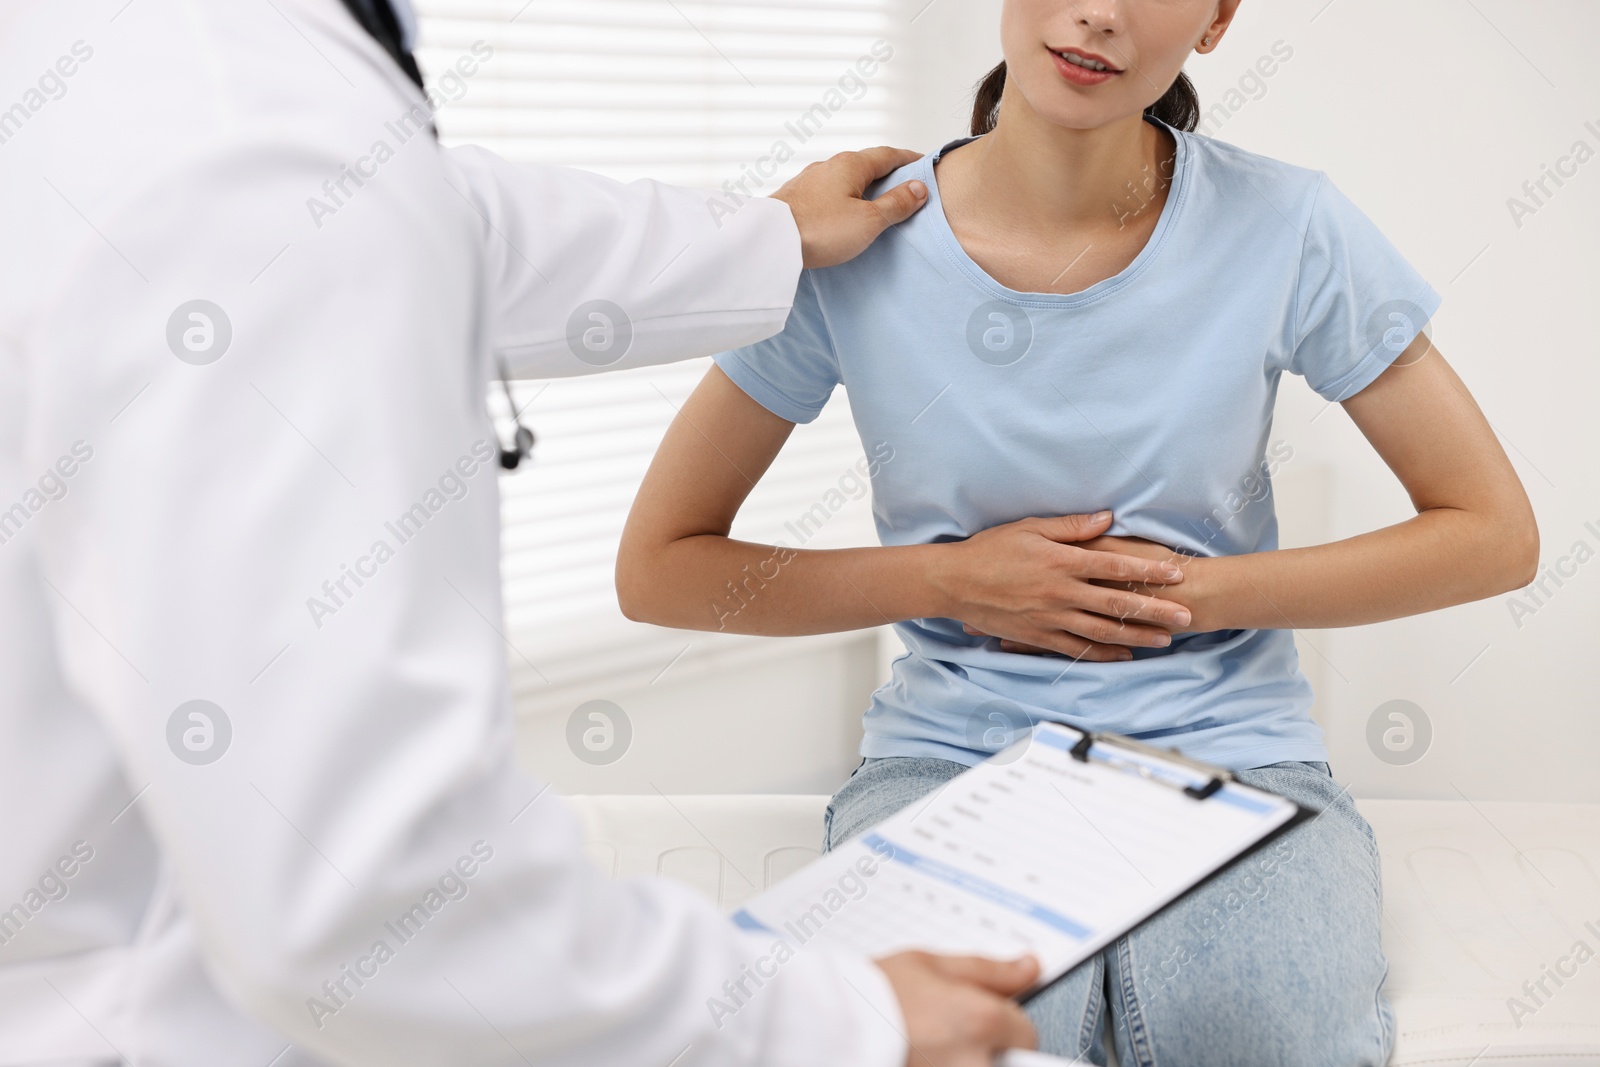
[
  {"xmin": 1485, "ymin": 502, "xmax": 1541, "ymax": 595},
  {"xmin": 1508, "ymin": 509, "xmax": 1541, "ymax": 591},
  {"xmin": 614, "ymin": 550, "xmax": 657, "ymax": 623},
  {"xmin": 615, "ymin": 529, "xmax": 685, "ymax": 625}
]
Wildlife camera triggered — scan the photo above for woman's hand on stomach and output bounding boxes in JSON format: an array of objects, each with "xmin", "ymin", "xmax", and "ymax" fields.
[{"xmin": 938, "ymin": 511, "xmax": 1193, "ymax": 662}]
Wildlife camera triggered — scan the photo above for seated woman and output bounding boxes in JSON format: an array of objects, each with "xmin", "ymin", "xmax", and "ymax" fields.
[{"xmin": 616, "ymin": 0, "xmax": 1537, "ymax": 1062}]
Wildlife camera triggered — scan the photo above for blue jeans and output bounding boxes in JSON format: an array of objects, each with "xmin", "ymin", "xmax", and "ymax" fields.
[{"xmin": 824, "ymin": 757, "xmax": 1394, "ymax": 1067}]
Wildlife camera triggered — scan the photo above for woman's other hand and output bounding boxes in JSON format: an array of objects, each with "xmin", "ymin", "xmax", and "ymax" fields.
[{"xmin": 937, "ymin": 511, "xmax": 1193, "ymax": 662}]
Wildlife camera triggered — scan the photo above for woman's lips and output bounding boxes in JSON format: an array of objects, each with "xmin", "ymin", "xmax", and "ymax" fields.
[{"xmin": 1048, "ymin": 46, "xmax": 1121, "ymax": 86}]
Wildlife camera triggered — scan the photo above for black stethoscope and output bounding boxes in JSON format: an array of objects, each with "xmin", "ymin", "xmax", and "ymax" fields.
[
  {"xmin": 494, "ymin": 355, "xmax": 536, "ymax": 470},
  {"xmin": 337, "ymin": 2, "xmax": 533, "ymax": 471},
  {"xmin": 337, "ymin": 5, "xmax": 533, "ymax": 470}
]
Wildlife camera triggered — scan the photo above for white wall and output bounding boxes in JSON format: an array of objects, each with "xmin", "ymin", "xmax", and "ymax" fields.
[
  {"xmin": 524, "ymin": 0, "xmax": 1600, "ymax": 805},
  {"xmin": 894, "ymin": 0, "xmax": 1006, "ymax": 149},
  {"xmin": 515, "ymin": 630, "xmax": 881, "ymax": 795}
]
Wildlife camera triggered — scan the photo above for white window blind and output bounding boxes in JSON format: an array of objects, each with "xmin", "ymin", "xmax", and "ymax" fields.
[{"xmin": 412, "ymin": 1, "xmax": 902, "ymax": 684}]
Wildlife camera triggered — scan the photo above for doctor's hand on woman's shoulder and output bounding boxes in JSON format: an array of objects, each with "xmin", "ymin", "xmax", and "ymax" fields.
[
  {"xmin": 771, "ymin": 147, "xmax": 930, "ymax": 268},
  {"xmin": 877, "ymin": 951, "xmax": 1040, "ymax": 1066}
]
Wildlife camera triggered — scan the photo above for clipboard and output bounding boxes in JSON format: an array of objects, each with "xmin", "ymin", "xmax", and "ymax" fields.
[{"xmin": 730, "ymin": 722, "xmax": 1317, "ymax": 1002}]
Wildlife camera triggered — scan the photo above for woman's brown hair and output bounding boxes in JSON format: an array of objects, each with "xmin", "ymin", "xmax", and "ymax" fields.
[{"xmin": 970, "ymin": 61, "xmax": 1201, "ymax": 135}]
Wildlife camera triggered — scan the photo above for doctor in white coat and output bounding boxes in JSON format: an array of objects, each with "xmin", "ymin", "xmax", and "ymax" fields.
[{"xmin": 0, "ymin": 1, "xmax": 1041, "ymax": 1065}]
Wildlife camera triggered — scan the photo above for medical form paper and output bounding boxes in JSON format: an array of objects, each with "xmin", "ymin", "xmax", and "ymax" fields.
[{"xmin": 731, "ymin": 723, "xmax": 1308, "ymax": 996}]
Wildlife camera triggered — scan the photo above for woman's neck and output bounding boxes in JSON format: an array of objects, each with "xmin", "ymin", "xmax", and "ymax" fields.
[
  {"xmin": 933, "ymin": 90, "xmax": 1177, "ymax": 293},
  {"xmin": 958, "ymin": 99, "xmax": 1171, "ymax": 224}
]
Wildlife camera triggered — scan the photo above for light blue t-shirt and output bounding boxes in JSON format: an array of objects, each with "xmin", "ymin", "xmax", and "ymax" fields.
[{"xmin": 715, "ymin": 122, "xmax": 1441, "ymax": 772}]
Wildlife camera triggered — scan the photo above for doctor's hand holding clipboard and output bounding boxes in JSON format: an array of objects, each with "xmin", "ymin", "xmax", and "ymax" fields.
[{"xmin": 0, "ymin": 1, "xmax": 1045, "ymax": 1066}]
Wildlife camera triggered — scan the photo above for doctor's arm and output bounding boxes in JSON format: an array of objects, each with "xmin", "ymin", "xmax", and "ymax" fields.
[
  {"xmin": 1087, "ymin": 335, "xmax": 1540, "ymax": 632},
  {"xmin": 444, "ymin": 144, "xmax": 929, "ymax": 380}
]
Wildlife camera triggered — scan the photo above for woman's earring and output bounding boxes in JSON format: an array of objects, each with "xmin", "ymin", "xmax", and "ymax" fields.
[{"xmin": 1202, "ymin": 35, "xmax": 1213, "ymax": 47}]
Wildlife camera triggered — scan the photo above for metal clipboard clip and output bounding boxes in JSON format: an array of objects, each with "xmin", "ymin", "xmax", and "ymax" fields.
[{"xmin": 1067, "ymin": 729, "xmax": 1234, "ymax": 801}]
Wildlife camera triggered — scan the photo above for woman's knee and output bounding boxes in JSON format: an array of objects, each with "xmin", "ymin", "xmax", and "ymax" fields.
[{"xmin": 823, "ymin": 756, "xmax": 966, "ymax": 851}]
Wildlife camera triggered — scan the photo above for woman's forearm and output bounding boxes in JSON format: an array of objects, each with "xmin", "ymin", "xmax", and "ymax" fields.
[
  {"xmin": 1187, "ymin": 506, "xmax": 1538, "ymax": 632},
  {"xmin": 618, "ymin": 534, "xmax": 951, "ymax": 635}
]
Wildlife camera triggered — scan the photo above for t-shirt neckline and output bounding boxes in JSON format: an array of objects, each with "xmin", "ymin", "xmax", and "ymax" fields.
[{"xmin": 918, "ymin": 117, "xmax": 1191, "ymax": 308}]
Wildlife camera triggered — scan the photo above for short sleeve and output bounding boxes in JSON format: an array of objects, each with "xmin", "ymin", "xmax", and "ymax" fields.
[
  {"xmin": 713, "ymin": 270, "xmax": 842, "ymax": 424},
  {"xmin": 1289, "ymin": 174, "xmax": 1442, "ymax": 402}
]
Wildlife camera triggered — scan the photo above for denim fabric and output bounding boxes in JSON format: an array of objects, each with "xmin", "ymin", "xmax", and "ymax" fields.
[{"xmin": 824, "ymin": 757, "xmax": 1393, "ymax": 1067}]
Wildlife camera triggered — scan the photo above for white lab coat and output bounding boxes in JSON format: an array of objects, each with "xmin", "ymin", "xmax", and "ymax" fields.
[{"xmin": 0, "ymin": 1, "xmax": 906, "ymax": 1064}]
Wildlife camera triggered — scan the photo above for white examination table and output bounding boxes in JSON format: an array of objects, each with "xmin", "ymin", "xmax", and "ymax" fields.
[{"xmin": 566, "ymin": 795, "xmax": 1600, "ymax": 1066}]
